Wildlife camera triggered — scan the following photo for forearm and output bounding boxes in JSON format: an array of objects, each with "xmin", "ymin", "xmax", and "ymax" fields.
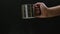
[{"xmin": 47, "ymin": 5, "xmax": 60, "ymax": 17}]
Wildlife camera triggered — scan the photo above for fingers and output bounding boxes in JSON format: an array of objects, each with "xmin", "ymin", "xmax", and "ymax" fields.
[{"xmin": 33, "ymin": 2, "xmax": 42, "ymax": 16}]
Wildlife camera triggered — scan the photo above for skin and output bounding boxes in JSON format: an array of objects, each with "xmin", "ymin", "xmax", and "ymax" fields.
[{"xmin": 34, "ymin": 2, "xmax": 60, "ymax": 18}]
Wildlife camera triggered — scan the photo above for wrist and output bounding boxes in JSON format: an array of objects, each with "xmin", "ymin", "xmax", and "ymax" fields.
[{"xmin": 47, "ymin": 8, "xmax": 60, "ymax": 17}]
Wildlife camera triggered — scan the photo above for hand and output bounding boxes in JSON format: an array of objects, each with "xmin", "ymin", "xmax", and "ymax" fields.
[{"xmin": 33, "ymin": 2, "xmax": 48, "ymax": 18}]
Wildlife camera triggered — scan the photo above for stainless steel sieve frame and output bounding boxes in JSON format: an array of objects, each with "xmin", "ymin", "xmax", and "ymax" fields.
[{"xmin": 21, "ymin": 4, "xmax": 35, "ymax": 19}]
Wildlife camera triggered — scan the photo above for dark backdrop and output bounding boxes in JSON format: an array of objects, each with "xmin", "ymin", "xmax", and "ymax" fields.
[{"xmin": 0, "ymin": 0, "xmax": 60, "ymax": 34}]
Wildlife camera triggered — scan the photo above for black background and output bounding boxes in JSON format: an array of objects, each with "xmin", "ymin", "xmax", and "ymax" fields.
[{"xmin": 0, "ymin": 0, "xmax": 60, "ymax": 34}]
